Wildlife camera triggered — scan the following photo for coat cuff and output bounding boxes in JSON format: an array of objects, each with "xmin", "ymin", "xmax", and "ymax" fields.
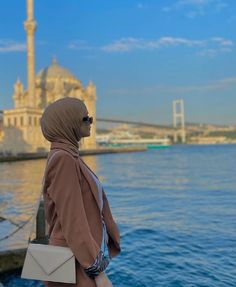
[{"xmin": 84, "ymin": 250, "xmax": 111, "ymax": 278}]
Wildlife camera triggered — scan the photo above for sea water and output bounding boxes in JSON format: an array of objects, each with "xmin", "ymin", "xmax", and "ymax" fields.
[{"xmin": 0, "ymin": 145, "xmax": 235, "ymax": 286}]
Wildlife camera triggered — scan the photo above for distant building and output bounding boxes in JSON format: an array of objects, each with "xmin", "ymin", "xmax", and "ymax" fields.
[
  {"xmin": 189, "ymin": 136, "xmax": 227, "ymax": 144},
  {"xmin": 0, "ymin": 110, "xmax": 3, "ymax": 142},
  {"xmin": 0, "ymin": 0, "xmax": 96, "ymax": 154}
]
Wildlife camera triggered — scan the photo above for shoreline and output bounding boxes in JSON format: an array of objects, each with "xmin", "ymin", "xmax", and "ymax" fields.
[{"xmin": 0, "ymin": 146, "xmax": 147, "ymax": 163}]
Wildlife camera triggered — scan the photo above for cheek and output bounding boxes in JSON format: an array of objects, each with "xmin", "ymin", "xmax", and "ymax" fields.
[{"xmin": 82, "ymin": 125, "xmax": 90, "ymax": 135}]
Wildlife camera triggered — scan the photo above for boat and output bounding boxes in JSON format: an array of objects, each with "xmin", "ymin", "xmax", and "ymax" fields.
[{"xmin": 96, "ymin": 131, "xmax": 171, "ymax": 149}]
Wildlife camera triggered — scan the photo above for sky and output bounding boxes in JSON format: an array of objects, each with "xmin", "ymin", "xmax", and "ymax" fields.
[{"xmin": 0, "ymin": 0, "xmax": 235, "ymax": 125}]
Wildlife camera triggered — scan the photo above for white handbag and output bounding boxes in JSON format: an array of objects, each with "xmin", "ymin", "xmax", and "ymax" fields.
[
  {"xmin": 21, "ymin": 152, "xmax": 76, "ymax": 283},
  {"xmin": 21, "ymin": 243, "xmax": 76, "ymax": 283}
]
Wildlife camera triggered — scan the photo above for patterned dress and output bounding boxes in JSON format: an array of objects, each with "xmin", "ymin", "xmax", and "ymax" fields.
[{"xmin": 81, "ymin": 162, "xmax": 111, "ymax": 277}]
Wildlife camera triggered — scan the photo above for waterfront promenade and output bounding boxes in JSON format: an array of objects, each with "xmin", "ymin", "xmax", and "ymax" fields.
[{"xmin": 0, "ymin": 146, "xmax": 146, "ymax": 163}]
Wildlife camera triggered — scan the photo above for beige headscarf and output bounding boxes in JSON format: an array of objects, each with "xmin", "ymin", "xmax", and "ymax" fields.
[{"xmin": 40, "ymin": 97, "xmax": 87, "ymax": 149}]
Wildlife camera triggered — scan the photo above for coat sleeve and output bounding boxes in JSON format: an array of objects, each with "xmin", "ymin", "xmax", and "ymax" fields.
[{"xmin": 46, "ymin": 152, "xmax": 106, "ymax": 272}]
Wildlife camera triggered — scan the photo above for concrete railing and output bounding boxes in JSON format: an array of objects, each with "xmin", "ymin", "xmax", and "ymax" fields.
[{"xmin": 0, "ymin": 200, "xmax": 47, "ymax": 275}]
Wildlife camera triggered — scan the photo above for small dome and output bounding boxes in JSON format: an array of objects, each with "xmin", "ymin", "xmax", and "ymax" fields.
[{"xmin": 36, "ymin": 58, "xmax": 77, "ymax": 81}]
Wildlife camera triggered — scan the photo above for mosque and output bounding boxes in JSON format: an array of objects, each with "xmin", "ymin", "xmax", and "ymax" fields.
[{"xmin": 0, "ymin": 0, "xmax": 96, "ymax": 154}]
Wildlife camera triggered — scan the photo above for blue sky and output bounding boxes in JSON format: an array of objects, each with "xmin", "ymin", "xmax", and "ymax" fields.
[{"xmin": 0, "ymin": 0, "xmax": 235, "ymax": 125}]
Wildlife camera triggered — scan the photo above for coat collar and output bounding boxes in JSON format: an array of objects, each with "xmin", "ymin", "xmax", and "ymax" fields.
[
  {"xmin": 50, "ymin": 141, "xmax": 102, "ymax": 214},
  {"xmin": 77, "ymin": 157, "xmax": 102, "ymax": 214},
  {"xmin": 50, "ymin": 141, "xmax": 79, "ymax": 158}
]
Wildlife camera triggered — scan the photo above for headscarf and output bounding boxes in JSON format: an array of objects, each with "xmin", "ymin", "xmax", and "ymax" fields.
[{"xmin": 40, "ymin": 97, "xmax": 87, "ymax": 149}]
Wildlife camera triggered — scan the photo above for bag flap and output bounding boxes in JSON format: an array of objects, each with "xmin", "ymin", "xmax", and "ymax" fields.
[{"xmin": 28, "ymin": 243, "xmax": 74, "ymax": 275}]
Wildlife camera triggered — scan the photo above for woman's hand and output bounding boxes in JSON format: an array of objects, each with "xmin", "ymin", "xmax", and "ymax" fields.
[{"xmin": 94, "ymin": 272, "xmax": 113, "ymax": 287}]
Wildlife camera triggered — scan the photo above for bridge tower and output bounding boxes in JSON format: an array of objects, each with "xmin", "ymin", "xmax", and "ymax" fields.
[{"xmin": 173, "ymin": 99, "xmax": 186, "ymax": 143}]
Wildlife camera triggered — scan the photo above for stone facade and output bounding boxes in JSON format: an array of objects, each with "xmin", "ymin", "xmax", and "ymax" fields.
[
  {"xmin": 0, "ymin": 60, "xmax": 97, "ymax": 154},
  {"xmin": 0, "ymin": 0, "xmax": 96, "ymax": 155},
  {"xmin": 0, "ymin": 110, "xmax": 3, "ymax": 142}
]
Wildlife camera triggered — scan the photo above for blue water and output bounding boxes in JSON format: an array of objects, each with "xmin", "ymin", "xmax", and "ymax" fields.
[{"xmin": 1, "ymin": 145, "xmax": 236, "ymax": 286}]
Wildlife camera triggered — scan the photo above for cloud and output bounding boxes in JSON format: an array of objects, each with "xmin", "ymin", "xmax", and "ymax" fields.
[
  {"xmin": 137, "ymin": 3, "xmax": 145, "ymax": 9},
  {"xmin": 162, "ymin": 0, "xmax": 228, "ymax": 18},
  {"xmin": 68, "ymin": 36, "xmax": 234, "ymax": 57},
  {"xmin": 101, "ymin": 36, "xmax": 205, "ymax": 52},
  {"xmin": 101, "ymin": 36, "xmax": 234, "ymax": 55},
  {"xmin": 185, "ymin": 76, "xmax": 236, "ymax": 92},
  {"xmin": 158, "ymin": 37, "xmax": 204, "ymax": 47},
  {"xmin": 197, "ymin": 37, "xmax": 233, "ymax": 57},
  {"xmin": 110, "ymin": 76, "xmax": 236, "ymax": 96},
  {"xmin": 186, "ymin": 11, "xmax": 199, "ymax": 18},
  {"xmin": 171, "ymin": 76, "xmax": 236, "ymax": 92},
  {"xmin": 101, "ymin": 37, "xmax": 148, "ymax": 52},
  {"xmin": 198, "ymin": 47, "xmax": 232, "ymax": 57},
  {"xmin": 211, "ymin": 37, "xmax": 233, "ymax": 46},
  {"xmin": 227, "ymin": 15, "xmax": 236, "ymax": 24},
  {"xmin": 0, "ymin": 40, "xmax": 26, "ymax": 53},
  {"xmin": 215, "ymin": 76, "xmax": 236, "ymax": 86},
  {"xmin": 67, "ymin": 40, "xmax": 94, "ymax": 51}
]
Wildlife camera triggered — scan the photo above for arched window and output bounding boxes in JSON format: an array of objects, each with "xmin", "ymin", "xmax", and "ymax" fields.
[
  {"xmin": 29, "ymin": 116, "xmax": 32, "ymax": 126},
  {"xmin": 8, "ymin": 118, "xmax": 11, "ymax": 127},
  {"xmin": 20, "ymin": 116, "xmax": 24, "ymax": 126},
  {"xmin": 14, "ymin": 117, "xmax": 17, "ymax": 126}
]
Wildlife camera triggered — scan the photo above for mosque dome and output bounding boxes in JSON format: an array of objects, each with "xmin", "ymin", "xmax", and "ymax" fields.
[{"xmin": 36, "ymin": 58, "xmax": 78, "ymax": 82}]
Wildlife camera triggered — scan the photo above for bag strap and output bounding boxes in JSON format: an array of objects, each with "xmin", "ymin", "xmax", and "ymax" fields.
[{"xmin": 27, "ymin": 151, "xmax": 60, "ymax": 243}]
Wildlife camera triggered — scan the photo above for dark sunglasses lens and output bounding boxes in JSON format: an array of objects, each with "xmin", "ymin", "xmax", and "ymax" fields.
[{"xmin": 83, "ymin": 116, "xmax": 93, "ymax": 124}]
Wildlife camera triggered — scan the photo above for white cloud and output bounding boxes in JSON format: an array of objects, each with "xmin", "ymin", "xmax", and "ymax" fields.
[
  {"xmin": 179, "ymin": 0, "xmax": 212, "ymax": 4},
  {"xmin": 101, "ymin": 37, "xmax": 148, "ymax": 52},
  {"xmin": 171, "ymin": 76, "xmax": 236, "ymax": 92},
  {"xmin": 0, "ymin": 40, "xmax": 26, "ymax": 53},
  {"xmin": 227, "ymin": 15, "xmax": 236, "ymax": 24},
  {"xmin": 101, "ymin": 36, "xmax": 233, "ymax": 55},
  {"xmin": 110, "ymin": 76, "xmax": 236, "ymax": 96},
  {"xmin": 137, "ymin": 3, "xmax": 145, "ymax": 9},
  {"xmin": 68, "ymin": 40, "xmax": 93, "ymax": 51},
  {"xmin": 186, "ymin": 11, "xmax": 199, "ymax": 18},
  {"xmin": 102, "ymin": 36, "xmax": 205, "ymax": 52},
  {"xmin": 211, "ymin": 37, "xmax": 233, "ymax": 46},
  {"xmin": 162, "ymin": 0, "xmax": 228, "ymax": 17},
  {"xmin": 215, "ymin": 1, "xmax": 228, "ymax": 11},
  {"xmin": 67, "ymin": 36, "xmax": 234, "ymax": 57},
  {"xmin": 197, "ymin": 48, "xmax": 218, "ymax": 57},
  {"xmin": 158, "ymin": 37, "xmax": 204, "ymax": 47},
  {"xmin": 214, "ymin": 76, "xmax": 236, "ymax": 85},
  {"xmin": 195, "ymin": 47, "xmax": 232, "ymax": 57}
]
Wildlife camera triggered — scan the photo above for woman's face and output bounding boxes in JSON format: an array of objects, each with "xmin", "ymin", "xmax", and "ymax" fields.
[{"xmin": 79, "ymin": 108, "xmax": 92, "ymax": 138}]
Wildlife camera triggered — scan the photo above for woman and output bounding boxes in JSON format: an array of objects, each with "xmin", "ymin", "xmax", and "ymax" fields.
[{"xmin": 40, "ymin": 97, "xmax": 121, "ymax": 287}]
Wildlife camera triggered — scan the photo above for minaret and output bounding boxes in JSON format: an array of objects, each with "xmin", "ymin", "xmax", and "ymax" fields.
[{"xmin": 24, "ymin": 0, "xmax": 37, "ymax": 108}]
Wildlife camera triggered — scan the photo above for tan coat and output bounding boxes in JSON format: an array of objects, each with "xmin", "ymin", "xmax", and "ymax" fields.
[{"xmin": 43, "ymin": 142, "xmax": 121, "ymax": 287}]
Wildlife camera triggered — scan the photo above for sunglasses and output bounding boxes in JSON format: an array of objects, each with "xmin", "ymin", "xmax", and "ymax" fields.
[{"xmin": 82, "ymin": 116, "xmax": 93, "ymax": 124}]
